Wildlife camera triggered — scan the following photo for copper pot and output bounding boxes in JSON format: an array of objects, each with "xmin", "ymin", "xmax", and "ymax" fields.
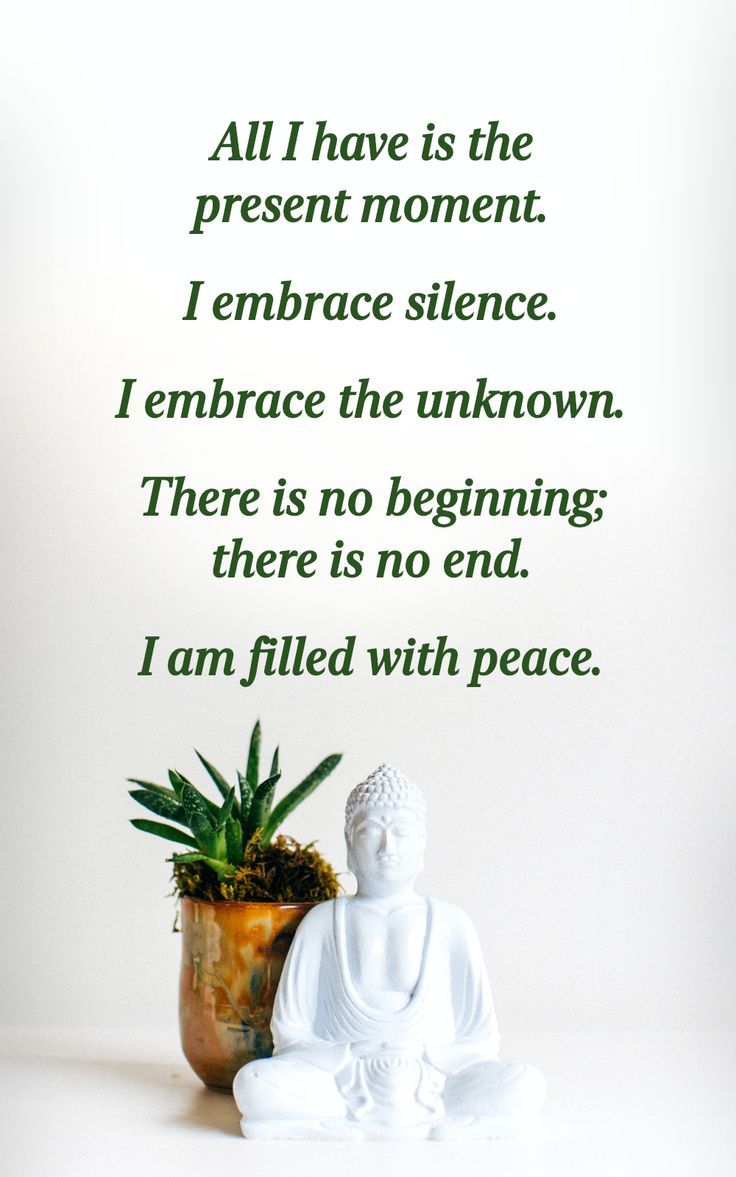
[{"xmin": 178, "ymin": 895, "xmax": 314, "ymax": 1089}]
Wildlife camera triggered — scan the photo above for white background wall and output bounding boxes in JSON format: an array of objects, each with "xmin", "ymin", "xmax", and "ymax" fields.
[{"xmin": 2, "ymin": 0, "xmax": 734, "ymax": 1061}]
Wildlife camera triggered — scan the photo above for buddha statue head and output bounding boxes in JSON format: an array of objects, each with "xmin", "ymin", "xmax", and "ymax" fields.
[{"xmin": 344, "ymin": 765, "xmax": 427, "ymax": 897}]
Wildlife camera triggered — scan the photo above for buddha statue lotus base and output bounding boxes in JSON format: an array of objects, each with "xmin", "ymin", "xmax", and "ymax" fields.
[{"xmin": 234, "ymin": 766, "xmax": 546, "ymax": 1141}]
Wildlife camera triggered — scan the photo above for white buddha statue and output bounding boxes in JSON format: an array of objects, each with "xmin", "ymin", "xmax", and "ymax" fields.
[{"xmin": 233, "ymin": 765, "xmax": 545, "ymax": 1140}]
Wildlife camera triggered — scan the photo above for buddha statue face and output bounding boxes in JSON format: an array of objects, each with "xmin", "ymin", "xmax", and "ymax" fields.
[{"xmin": 346, "ymin": 805, "xmax": 426, "ymax": 897}]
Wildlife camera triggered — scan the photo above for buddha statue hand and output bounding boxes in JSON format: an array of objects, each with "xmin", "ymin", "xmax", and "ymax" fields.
[{"xmin": 340, "ymin": 1042, "xmax": 444, "ymax": 1130}]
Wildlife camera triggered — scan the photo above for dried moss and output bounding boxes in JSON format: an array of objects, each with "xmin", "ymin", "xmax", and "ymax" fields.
[{"xmin": 173, "ymin": 833, "xmax": 340, "ymax": 903}]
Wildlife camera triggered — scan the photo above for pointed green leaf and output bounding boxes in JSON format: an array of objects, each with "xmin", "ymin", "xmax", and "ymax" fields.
[
  {"xmin": 246, "ymin": 720, "xmax": 261, "ymax": 792},
  {"xmin": 216, "ymin": 827, "xmax": 229, "ymax": 859},
  {"xmin": 261, "ymin": 753, "xmax": 342, "ymax": 845},
  {"xmin": 189, "ymin": 809, "xmax": 217, "ymax": 854},
  {"xmin": 252, "ymin": 771, "xmax": 281, "ymax": 804},
  {"xmin": 171, "ymin": 770, "xmax": 220, "ymax": 818},
  {"xmin": 129, "ymin": 789, "xmax": 186, "ymax": 823},
  {"xmin": 181, "ymin": 783, "xmax": 216, "ymax": 831},
  {"xmin": 270, "ymin": 746, "xmax": 279, "ymax": 779},
  {"xmin": 216, "ymin": 787, "xmax": 236, "ymax": 828},
  {"xmin": 194, "ymin": 751, "xmax": 240, "ymax": 815},
  {"xmin": 168, "ymin": 769, "xmax": 190, "ymax": 798},
  {"xmin": 171, "ymin": 851, "xmax": 233, "ymax": 877},
  {"xmin": 225, "ymin": 816, "xmax": 243, "ymax": 865},
  {"xmin": 127, "ymin": 778, "xmax": 178, "ymax": 802},
  {"xmin": 131, "ymin": 819, "xmax": 198, "ymax": 848},
  {"xmin": 237, "ymin": 771, "xmax": 253, "ymax": 821},
  {"xmin": 246, "ymin": 771, "xmax": 281, "ymax": 837}
]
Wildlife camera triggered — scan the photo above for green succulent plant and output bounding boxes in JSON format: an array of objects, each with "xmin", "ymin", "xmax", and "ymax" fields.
[{"xmin": 129, "ymin": 720, "xmax": 341, "ymax": 880}]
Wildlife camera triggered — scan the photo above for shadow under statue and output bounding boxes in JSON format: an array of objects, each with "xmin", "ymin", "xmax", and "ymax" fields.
[{"xmin": 234, "ymin": 765, "xmax": 545, "ymax": 1140}]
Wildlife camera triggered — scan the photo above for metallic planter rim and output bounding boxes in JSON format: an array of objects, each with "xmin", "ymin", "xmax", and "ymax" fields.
[{"xmin": 180, "ymin": 895, "xmax": 322, "ymax": 912}]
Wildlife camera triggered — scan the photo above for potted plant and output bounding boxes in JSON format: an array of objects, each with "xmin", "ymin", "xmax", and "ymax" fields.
[{"xmin": 129, "ymin": 720, "xmax": 341, "ymax": 1089}]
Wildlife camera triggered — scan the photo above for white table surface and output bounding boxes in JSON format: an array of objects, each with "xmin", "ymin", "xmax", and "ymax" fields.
[{"xmin": 1, "ymin": 1025, "xmax": 733, "ymax": 1177}]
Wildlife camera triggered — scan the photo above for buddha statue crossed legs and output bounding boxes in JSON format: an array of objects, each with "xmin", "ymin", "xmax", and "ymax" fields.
[{"xmin": 234, "ymin": 765, "xmax": 545, "ymax": 1140}]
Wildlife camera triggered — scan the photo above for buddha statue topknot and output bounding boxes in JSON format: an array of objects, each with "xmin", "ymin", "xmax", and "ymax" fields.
[
  {"xmin": 234, "ymin": 765, "xmax": 545, "ymax": 1140},
  {"xmin": 344, "ymin": 763, "xmax": 427, "ymax": 830}
]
